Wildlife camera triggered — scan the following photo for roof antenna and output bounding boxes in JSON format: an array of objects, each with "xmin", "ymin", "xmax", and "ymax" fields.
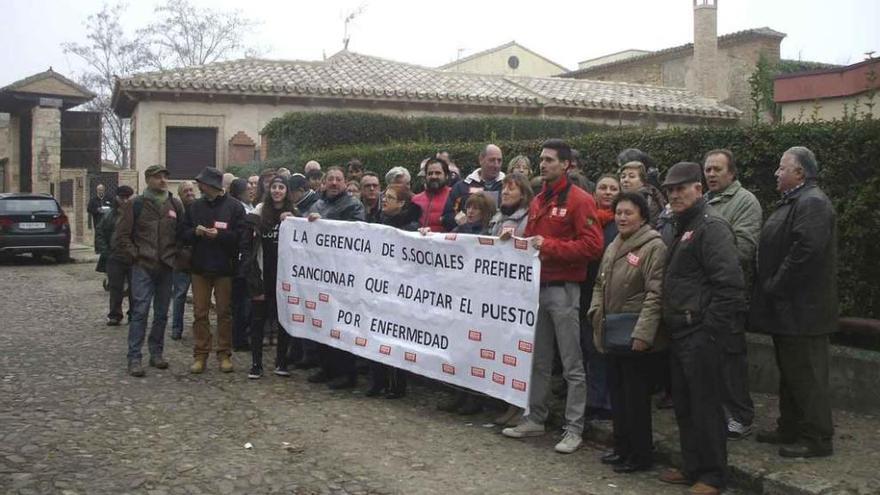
[{"xmin": 342, "ymin": 4, "xmax": 367, "ymax": 51}]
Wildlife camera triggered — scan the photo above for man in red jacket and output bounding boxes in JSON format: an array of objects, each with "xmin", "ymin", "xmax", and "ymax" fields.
[
  {"xmin": 412, "ymin": 157, "xmax": 452, "ymax": 232},
  {"xmin": 502, "ymin": 139, "xmax": 604, "ymax": 454}
]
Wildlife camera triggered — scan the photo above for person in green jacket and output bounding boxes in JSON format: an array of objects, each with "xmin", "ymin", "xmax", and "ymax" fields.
[{"xmin": 703, "ymin": 149, "xmax": 763, "ymax": 441}]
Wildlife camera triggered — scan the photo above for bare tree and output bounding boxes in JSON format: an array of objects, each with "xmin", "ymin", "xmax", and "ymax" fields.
[
  {"xmin": 62, "ymin": 0, "xmax": 262, "ymax": 167},
  {"xmin": 63, "ymin": 3, "xmax": 148, "ymax": 167},
  {"xmin": 138, "ymin": 0, "xmax": 261, "ymax": 71}
]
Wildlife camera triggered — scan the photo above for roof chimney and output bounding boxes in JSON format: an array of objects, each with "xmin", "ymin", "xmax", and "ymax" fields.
[{"xmin": 693, "ymin": 0, "xmax": 719, "ymax": 98}]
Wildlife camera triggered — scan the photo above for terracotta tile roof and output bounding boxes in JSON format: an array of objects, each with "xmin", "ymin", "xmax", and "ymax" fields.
[
  {"xmin": 113, "ymin": 51, "xmax": 741, "ymax": 119},
  {"xmin": 561, "ymin": 27, "xmax": 786, "ymax": 77}
]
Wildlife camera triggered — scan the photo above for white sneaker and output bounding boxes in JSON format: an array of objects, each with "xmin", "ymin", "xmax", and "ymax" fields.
[
  {"xmin": 727, "ymin": 419, "xmax": 753, "ymax": 440},
  {"xmin": 554, "ymin": 431, "xmax": 582, "ymax": 454},
  {"xmin": 501, "ymin": 419, "xmax": 546, "ymax": 438}
]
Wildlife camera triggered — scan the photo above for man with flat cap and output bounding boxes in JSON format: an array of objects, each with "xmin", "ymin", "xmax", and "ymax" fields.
[
  {"xmin": 180, "ymin": 167, "xmax": 246, "ymax": 374},
  {"xmin": 751, "ymin": 147, "xmax": 837, "ymax": 458},
  {"xmin": 658, "ymin": 162, "xmax": 744, "ymax": 495},
  {"xmin": 115, "ymin": 165, "xmax": 184, "ymax": 377}
]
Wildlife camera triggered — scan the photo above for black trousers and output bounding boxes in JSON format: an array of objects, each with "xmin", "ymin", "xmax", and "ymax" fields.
[
  {"xmin": 608, "ymin": 352, "xmax": 660, "ymax": 466},
  {"xmin": 370, "ymin": 362, "xmax": 407, "ymax": 394},
  {"xmin": 721, "ymin": 332, "xmax": 755, "ymax": 425},
  {"xmin": 319, "ymin": 345, "xmax": 356, "ymax": 380},
  {"xmin": 670, "ymin": 330, "xmax": 727, "ymax": 489},
  {"xmin": 249, "ymin": 299, "xmax": 290, "ymax": 369},
  {"xmin": 106, "ymin": 257, "xmax": 131, "ymax": 322},
  {"xmin": 773, "ymin": 335, "xmax": 833, "ymax": 449}
]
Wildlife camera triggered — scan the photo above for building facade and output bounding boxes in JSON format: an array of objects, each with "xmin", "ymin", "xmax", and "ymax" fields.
[
  {"xmin": 438, "ymin": 41, "xmax": 569, "ymax": 78},
  {"xmin": 775, "ymin": 58, "xmax": 880, "ymax": 122}
]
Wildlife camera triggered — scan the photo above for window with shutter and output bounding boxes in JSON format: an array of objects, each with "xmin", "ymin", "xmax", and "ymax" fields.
[{"xmin": 165, "ymin": 127, "xmax": 217, "ymax": 180}]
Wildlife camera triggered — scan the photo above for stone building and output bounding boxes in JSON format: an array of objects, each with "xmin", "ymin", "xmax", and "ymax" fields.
[
  {"xmin": 438, "ymin": 41, "xmax": 569, "ymax": 78},
  {"xmin": 560, "ymin": 0, "xmax": 785, "ymax": 123},
  {"xmin": 112, "ymin": 50, "xmax": 740, "ymax": 186},
  {"xmin": 774, "ymin": 57, "xmax": 880, "ymax": 122},
  {"xmin": 0, "ymin": 69, "xmax": 113, "ymax": 244}
]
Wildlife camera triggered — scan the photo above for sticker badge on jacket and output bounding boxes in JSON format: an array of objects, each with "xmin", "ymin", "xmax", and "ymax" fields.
[
  {"xmin": 682, "ymin": 230, "xmax": 694, "ymax": 242},
  {"xmin": 468, "ymin": 187, "xmax": 484, "ymax": 194},
  {"xmin": 551, "ymin": 207, "xmax": 567, "ymax": 217},
  {"xmin": 214, "ymin": 221, "xmax": 228, "ymax": 230},
  {"xmin": 167, "ymin": 209, "xmax": 177, "ymax": 219},
  {"xmin": 626, "ymin": 252, "xmax": 640, "ymax": 267}
]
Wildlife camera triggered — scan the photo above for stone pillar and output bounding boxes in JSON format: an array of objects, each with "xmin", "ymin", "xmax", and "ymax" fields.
[
  {"xmin": 693, "ymin": 0, "xmax": 719, "ymax": 99},
  {"xmin": 31, "ymin": 105, "xmax": 62, "ymax": 195}
]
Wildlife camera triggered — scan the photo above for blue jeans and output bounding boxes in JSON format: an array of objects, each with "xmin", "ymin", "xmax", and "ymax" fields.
[
  {"xmin": 171, "ymin": 270, "xmax": 191, "ymax": 337},
  {"xmin": 127, "ymin": 264, "xmax": 173, "ymax": 363}
]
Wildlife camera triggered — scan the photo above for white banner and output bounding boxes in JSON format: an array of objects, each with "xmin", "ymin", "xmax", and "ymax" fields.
[{"xmin": 276, "ymin": 217, "xmax": 540, "ymax": 407}]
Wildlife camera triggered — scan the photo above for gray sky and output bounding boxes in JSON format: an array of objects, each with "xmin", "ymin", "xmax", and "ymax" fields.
[{"xmin": 2, "ymin": 0, "xmax": 878, "ymax": 86}]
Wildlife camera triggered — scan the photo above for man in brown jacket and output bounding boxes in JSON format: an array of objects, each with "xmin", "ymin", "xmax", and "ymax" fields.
[{"xmin": 114, "ymin": 165, "xmax": 184, "ymax": 377}]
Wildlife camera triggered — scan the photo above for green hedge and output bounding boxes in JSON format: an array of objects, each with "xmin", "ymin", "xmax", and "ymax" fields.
[
  {"xmin": 233, "ymin": 121, "xmax": 880, "ymax": 318},
  {"xmin": 260, "ymin": 111, "xmax": 610, "ymax": 158}
]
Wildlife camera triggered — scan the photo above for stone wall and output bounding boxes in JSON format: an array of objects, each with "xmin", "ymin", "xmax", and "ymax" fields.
[
  {"xmin": 30, "ymin": 106, "xmax": 61, "ymax": 195},
  {"xmin": 59, "ymin": 168, "xmax": 88, "ymax": 244}
]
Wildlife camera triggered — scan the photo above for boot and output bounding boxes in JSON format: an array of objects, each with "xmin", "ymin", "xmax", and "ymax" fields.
[
  {"xmin": 190, "ymin": 356, "xmax": 207, "ymax": 374},
  {"xmin": 219, "ymin": 355, "xmax": 234, "ymax": 373}
]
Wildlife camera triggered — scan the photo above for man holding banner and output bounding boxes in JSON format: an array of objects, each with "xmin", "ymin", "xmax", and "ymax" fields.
[{"xmin": 502, "ymin": 139, "xmax": 604, "ymax": 454}]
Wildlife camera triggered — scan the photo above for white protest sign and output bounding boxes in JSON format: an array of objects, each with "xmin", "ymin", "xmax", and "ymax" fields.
[{"xmin": 277, "ymin": 217, "xmax": 540, "ymax": 407}]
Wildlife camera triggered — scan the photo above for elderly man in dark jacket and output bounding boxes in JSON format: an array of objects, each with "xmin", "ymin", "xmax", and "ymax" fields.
[
  {"xmin": 180, "ymin": 167, "xmax": 246, "ymax": 375},
  {"xmin": 115, "ymin": 166, "xmax": 184, "ymax": 377},
  {"xmin": 306, "ymin": 166, "xmax": 366, "ymax": 389},
  {"xmin": 751, "ymin": 147, "xmax": 837, "ymax": 459},
  {"xmin": 658, "ymin": 162, "xmax": 744, "ymax": 495}
]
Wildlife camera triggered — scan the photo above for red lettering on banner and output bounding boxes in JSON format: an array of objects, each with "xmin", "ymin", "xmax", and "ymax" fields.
[
  {"xmin": 471, "ymin": 367, "xmax": 486, "ymax": 378},
  {"xmin": 444, "ymin": 234, "xmax": 457, "ymax": 241},
  {"xmin": 305, "ymin": 300, "xmax": 316, "ymax": 310},
  {"xmin": 330, "ymin": 329, "xmax": 341, "ymax": 339},
  {"xmin": 319, "ymin": 293, "xmax": 330, "ymax": 302},
  {"xmin": 379, "ymin": 345, "xmax": 391, "ymax": 355},
  {"xmin": 518, "ymin": 340, "xmax": 533, "ymax": 353},
  {"xmin": 355, "ymin": 337, "xmax": 367, "ymax": 347},
  {"xmin": 492, "ymin": 372, "xmax": 506, "ymax": 385},
  {"xmin": 514, "ymin": 239, "xmax": 528, "ymax": 250},
  {"xmin": 287, "ymin": 296, "xmax": 300, "ymax": 305},
  {"xmin": 404, "ymin": 352, "xmax": 417, "ymax": 362},
  {"xmin": 442, "ymin": 363, "xmax": 455, "ymax": 375},
  {"xmin": 503, "ymin": 354, "xmax": 517, "ymax": 366},
  {"xmin": 312, "ymin": 318, "xmax": 322, "ymax": 328},
  {"xmin": 512, "ymin": 379, "xmax": 527, "ymax": 392},
  {"xmin": 478, "ymin": 237, "xmax": 495, "ymax": 246},
  {"xmin": 292, "ymin": 314, "xmax": 305, "ymax": 323},
  {"xmin": 281, "ymin": 282, "xmax": 291, "ymax": 292},
  {"xmin": 468, "ymin": 330, "xmax": 482, "ymax": 341},
  {"xmin": 480, "ymin": 349, "xmax": 496, "ymax": 360}
]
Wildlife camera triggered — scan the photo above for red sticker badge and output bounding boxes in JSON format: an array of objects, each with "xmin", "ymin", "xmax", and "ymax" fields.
[
  {"xmin": 214, "ymin": 221, "xmax": 227, "ymax": 230},
  {"xmin": 492, "ymin": 372, "xmax": 506, "ymax": 385},
  {"xmin": 287, "ymin": 296, "xmax": 300, "ymax": 305},
  {"xmin": 682, "ymin": 230, "xmax": 694, "ymax": 242},
  {"xmin": 518, "ymin": 340, "xmax": 533, "ymax": 353},
  {"xmin": 292, "ymin": 314, "xmax": 305, "ymax": 323},
  {"xmin": 404, "ymin": 352, "xmax": 417, "ymax": 363},
  {"xmin": 514, "ymin": 239, "xmax": 528, "ymax": 250},
  {"xmin": 626, "ymin": 252, "xmax": 640, "ymax": 267},
  {"xmin": 167, "ymin": 209, "xmax": 177, "ymax": 219},
  {"xmin": 311, "ymin": 318, "xmax": 322, "ymax": 328},
  {"xmin": 355, "ymin": 337, "xmax": 367, "ymax": 347},
  {"xmin": 478, "ymin": 237, "xmax": 495, "ymax": 246},
  {"xmin": 379, "ymin": 345, "xmax": 391, "ymax": 355},
  {"xmin": 480, "ymin": 349, "xmax": 496, "ymax": 360},
  {"xmin": 445, "ymin": 234, "xmax": 458, "ymax": 241},
  {"xmin": 468, "ymin": 330, "xmax": 482, "ymax": 342},
  {"xmin": 512, "ymin": 379, "xmax": 527, "ymax": 392},
  {"xmin": 319, "ymin": 293, "xmax": 330, "ymax": 302},
  {"xmin": 281, "ymin": 282, "xmax": 291, "ymax": 292},
  {"xmin": 502, "ymin": 354, "xmax": 517, "ymax": 366},
  {"xmin": 305, "ymin": 300, "xmax": 316, "ymax": 310},
  {"xmin": 442, "ymin": 364, "xmax": 456, "ymax": 375},
  {"xmin": 330, "ymin": 329, "xmax": 341, "ymax": 339},
  {"xmin": 471, "ymin": 367, "xmax": 486, "ymax": 378}
]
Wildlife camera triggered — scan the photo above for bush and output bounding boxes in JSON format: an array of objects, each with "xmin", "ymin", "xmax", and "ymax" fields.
[
  {"xmin": 260, "ymin": 111, "xmax": 610, "ymax": 159},
  {"xmin": 233, "ymin": 120, "xmax": 880, "ymax": 318}
]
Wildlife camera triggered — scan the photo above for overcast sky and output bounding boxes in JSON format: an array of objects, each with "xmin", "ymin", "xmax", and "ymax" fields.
[{"xmin": 2, "ymin": 0, "xmax": 878, "ymax": 86}]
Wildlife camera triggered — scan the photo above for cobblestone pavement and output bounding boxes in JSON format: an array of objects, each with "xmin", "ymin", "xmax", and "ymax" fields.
[{"xmin": 0, "ymin": 260, "xmax": 752, "ymax": 494}]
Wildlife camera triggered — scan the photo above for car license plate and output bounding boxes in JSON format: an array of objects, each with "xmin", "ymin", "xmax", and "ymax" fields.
[{"xmin": 18, "ymin": 222, "xmax": 46, "ymax": 229}]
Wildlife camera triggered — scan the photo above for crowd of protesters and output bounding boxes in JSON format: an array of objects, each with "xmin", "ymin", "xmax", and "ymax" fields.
[{"xmin": 97, "ymin": 138, "xmax": 838, "ymax": 495}]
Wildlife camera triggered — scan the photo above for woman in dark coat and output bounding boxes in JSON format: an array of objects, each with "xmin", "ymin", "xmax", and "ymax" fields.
[
  {"xmin": 242, "ymin": 176, "xmax": 297, "ymax": 379},
  {"xmin": 367, "ymin": 184, "xmax": 422, "ymax": 399}
]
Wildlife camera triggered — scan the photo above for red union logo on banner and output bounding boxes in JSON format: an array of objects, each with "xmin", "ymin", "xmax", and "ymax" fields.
[
  {"xmin": 503, "ymin": 354, "xmax": 517, "ymax": 366},
  {"xmin": 478, "ymin": 237, "xmax": 495, "ymax": 246},
  {"xmin": 319, "ymin": 293, "xmax": 330, "ymax": 302},
  {"xmin": 404, "ymin": 352, "xmax": 417, "ymax": 362},
  {"xmin": 512, "ymin": 379, "xmax": 527, "ymax": 392},
  {"xmin": 355, "ymin": 337, "xmax": 367, "ymax": 347},
  {"xmin": 468, "ymin": 330, "xmax": 482, "ymax": 341},
  {"xmin": 514, "ymin": 239, "xmax": 528, "ymax": 250},
  {"xmin": 287, "ymin": 296, "xmax": 300, "ymax": 305},
  {"xmin": 292, "ymin": 314, "xmax": 305, "ymax": 323},
  {"xmin": 492, "ymin": 372, "xmax": 506, "ymax": 385},
  {"xmin": 305, "ymin": 300, "xmax": 316, "ymax": 310},
  {"xmin": 444, "ymin": 233, "xmax": 457, "ymax": 241},
  {"xmin": 330, "ymin": 329, "xmax": 341, "ymax": 339},
  {"xmin": 311, "ymin": 318, "xmax": 322, "ymax": 328},
  {"xmin": 480, "ymin": 349, "xmax": 496, "ymax": 360},
  {"xmin": 442, "ymin": 363, "xmax": 455, "ymax": 375},
  {"xmin": 379, "ymin": 345, "xmax": 391, "ymax": 355},
  {"xmin": 281, "ymin": 282, "xmax": 291, "ymax": 292},
  {"xmin": 471, "ymin": 366, "xmax": 486, "ymax": 378},
  {"xmin": 518, "ymin": 340, "xmax": 533, "ymax": 353}
]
